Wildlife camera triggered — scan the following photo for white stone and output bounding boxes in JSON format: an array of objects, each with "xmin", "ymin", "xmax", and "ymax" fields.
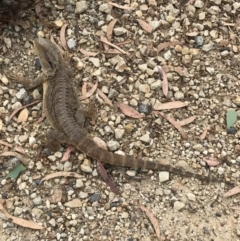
[
  {"xmin": 75, "ymin": 1, "xmax": 88, "ymax": 14},
  {"xmin": 159, "ymin": 171, "xmax": 169, "ymax": 182},
  {"xmin": 194, "ymin": 0, "xmax": 204, "ymax": 8},
  {"xmin": 16, "ymin": 88, "xmax": 27, "ymax": 100},
  {"xmin": 63, "ymin": 161, "xmax": 72, "ymax": 171},
  {"xmin": 186, "ymin": 193, "xmax": 196, "ymax": 201},
  {"xmin": 174, "ymin": 201, "xmax": 185, "ymax": 211},
  {"xmin": 107, "ymin": 140, "xmax": 120, "ymax": 151},
  {"xmin": 89, "ymin": 57, "xmax": 100, "ymax": 67},
  {"xmin": 113, "ymin": 27, "xmax": 127, "ymax": 36},
  {"xmin": 174, "ymin": 91, "xmax": 184, "ymax": 100},
  {"xmin": 140, "ymin": 133, "xmax": 150, "ymax": 143},
  {"xmin": 114, "ymin": 128, "xmax": 125, "ymax": 140}
]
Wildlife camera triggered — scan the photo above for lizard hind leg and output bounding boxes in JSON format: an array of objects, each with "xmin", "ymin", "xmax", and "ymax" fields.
[
  {"xmin": 44, "ymin": 129, "xmax": 72, "ymax": 151},
  {"xmin": 75, "ymin": 103, "xmax": 97, "ymax": 128}
]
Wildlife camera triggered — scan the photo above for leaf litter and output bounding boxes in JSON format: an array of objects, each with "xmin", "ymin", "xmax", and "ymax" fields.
[{"xmin": 0, "ymin": 200, "xmax": 44, "ymax": 230}]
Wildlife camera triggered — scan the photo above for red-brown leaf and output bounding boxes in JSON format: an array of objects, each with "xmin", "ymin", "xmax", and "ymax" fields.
[{"xmin": 118, "ymin": 103, "xmax": 144, "ymax": 119}]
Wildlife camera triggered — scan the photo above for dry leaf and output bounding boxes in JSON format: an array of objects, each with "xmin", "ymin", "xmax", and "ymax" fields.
[
  {"xmin": 186, "ymin": 32, "xmax": 199, "ymax": 36},
  {"xmin": 160, "ymin": 112, "xmax": 187, "ymax": 139},
  {"xmin": 0, "ymin": 119, "xmax": 2, "ymax": 131},
  {"xmin": 178, "ymin": 115, "xmax": 196, "ymax": 126},
  {"xmin": 40, "ymin": 172, "xmax": 83, "ymax": 183},
  {"xmin": 223, "ymin": 185, "xmax": 240, "ymax": 197},
  {"xmin": 174, "ymin": 67, "xmax": 189, "ymax": 77},
  {"xmin": 138, "ymin": 204, "xmax": 161, "ymax": 240},
  {"xmin": 162, "ymin": 66, "xmax": 189, "ymax": 77},
  {"xmin": 17, "ymin": 108, "xmax": 29, "ymax": 123},
  {"xmin": 202, "ymin": 157, "xmax": 220, "ymax": 167},
  {"xmin": 60, "ymin": 23, "xmax": 68, "ymax": 50},
  {"xmin": 158, "ymin": 66, "xmax": 168, "ymax": 97},
  {"xmin": 136, "ymin": 19, "xmax": 153, "ymax": 33},
  {"xmin": 87, "ymin": 83, "xmax": 113, "ymax": 106},
  {"xmin": 116, "ymin": 39, "xmax": 132, "ymax": 46},
  {"xmin": 93, "ymin": 137, "xmax": 107, "ymax": 150},
  {"xmin": 0, "ymin": 200, "xmax": 44, "ymax": 230},
  {"xmin": 104, "ymin": 49, "xmax": 122, "ymax": 54},
  {"xmin": 153, "ymin": 101, "xmax": 188, "ymax": 111},
  {"xmin": 79, "ymin": 48, "xmax": 98, "ymax": 56},
  {"xmin": 61, "ymin": 146, "xmax": 75, "ymax": 162},
  {"xmin": 118, "ymin": 103, "xmax": 144, "ymax": 119},
  {"xmin": 107, "ymin": 18, "xmax": 118, "ymax": 41},
  {"xmin": 97, "ymin": 160, "xmax": 120, "ymax": 195},
  {"xmin": 109, "ymin": 2, "xmax": 132, "ymax": 10},
  {"xmin": 15, "ymin": 20, "xmax": 30, "ymax": 29},
  {"xmin": 9, "ymin": 100, "xmax": 40, "ymax": 120},
  {"xmin": 64, "ymin": 198, "xmax": 82, "ymax": 208},
  {"xmin": 100, "ymin": 35, "xmax": 128, "ymax": 55},
  {"xmin": 0, "ymin": 140, "xmax": 12, "ymax": 148},
  {"xmin": 157, "ymin": 40, "xmax": 183, "ymax": 52},
  {"xmin": 79, "ymin": 82, "xmax": 98, "ymax": 101},
  {"xmin": 0, "ymin": 151, "xmax": 28, "ymax": 165},
  {"xmin": 13, "ymin": 145, "xmax": 25, "ymax": 154},
  {"xmin": 199, "ymin": 126, "xmax": 210, "ymax": 140},
  {"xmin": 48, "ymin": 189, "xmax": 63, "ymax": 203}
]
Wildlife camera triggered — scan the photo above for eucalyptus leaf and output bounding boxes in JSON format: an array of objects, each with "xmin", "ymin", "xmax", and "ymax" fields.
[
  {"xmin": 226, "ymin": 110, "xmax": 237, "ymax": 129},
  {"xmin": 6, "ymin": 164, "xmax": 26, "ymax": 179}
]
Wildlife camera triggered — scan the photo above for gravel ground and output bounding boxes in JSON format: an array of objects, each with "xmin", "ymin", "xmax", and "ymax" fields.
[{"xmin": 1, "ymin": 0, "xmax": 240, "ymax": 240}]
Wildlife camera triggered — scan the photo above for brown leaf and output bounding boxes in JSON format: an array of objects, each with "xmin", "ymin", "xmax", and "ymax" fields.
[
  {"xmin": 0, "ymin": 119, "xmax": 2, "ymax": 131},
  {"xmin": 64, "ymin": 198, "xmax": 82, "ymax": 208},
  {"xmin": 0, "ymin": 200, "xmax": 44, "ymax": 230},
  {"xmin": 118, "ymin": 103, "xmax": 144, "ymax": 119},
  {"xmin": 61, "ymin": 146, "xmax": 75, "ymax": 162},
  {"xmin": 15, "ymin": 20, "xmax": 30, "ymax": 29},
  {"xmin": 0, "ymin": 151, "xmax": 28, "ymax": 165},
  {"xmin": 100, "ymin": 35, "xmax": 128, "ymax": 55},
  {"xmin": 9, "ymin": 100, "xmax": 40, "ymax": 120},
  {"xmin": 138, "ymin": 204, "xmax": 161, "ymax": 240},
  {"xmin": 60, "ymin": 23, "xmax": 68, "ymax": 50},
  {"xmin": 13, "ymin": 145, "xmax": 25, "ymax": 154},
  {"xmin": 174, "ymin": 67, "xmax": 189, "ymax": 77},
  {"xmin": 223, "ymin": 185, "xmax": 240, "ymax": 197},
  {"xmin": 104, "ymin": 49, "xmax": 122, "ymax": 54},
  {"xmin": 40, "ymin": 172, "xmax": 83, "ymax": 183},
  {"xmin": 107, "ymin": 19, "xmax": 118, "ymax": 41},
  {"xmin": 109, "ymin": 2, "xmax": 132, "ymax": 10},
  {"xmin": 136, "ymin": 19, "xmax": 153, "ymax": 33},
  {"xmin": 202, "ymin": 157, "xmax": 220, "ymax": 167},
  {"xmin": 97, "ymin": 160, "xmax": 120, "ymax": 195},
  {"xmin": 153, "ymin": 101, "xmax": 188, "ymax": 111},
  {"xmin": 79, "ymin": 48, "xmax": 99, "ymax": 56},
  {"xmin": 199, "ymin": 126, "xmax": 210, "ymax": 140},
  {"xmin": 79, "ymin": 82, "xmax": 98, "ymax": 101},
  {"xmin": 178, "ymin": 115, "xmax": 196, "ymax": 126},
  {"xmin": 17, "ymin": 108, "xmax": 29, "ymax": 123},
  {"xmin": 157, "ymin": 40, "xmax": 183, "ymax": 52},
  {"xmin": 160, "ymin": 112, "xmax": 187, "ymax": 139},
  {"xmin": 93, "ymin": 137, "xmax": 107, "ymax": 150},
  {"xmin": 158, "ymin": 66, "xmax": 168, "ymax": 97},
  {"xmin": 116, "ymin": 39, "xmax": 132, "ymax": 46},
  {"xmin": 0, "ymin": 140, "xmax": 12, "ymax": 148},
  {"xmin": 162, "ymin": 66, "xmax": 189, "ymax": 77},
  {"xmin": 186, "ymin": 31, "xmax": 199, "ymax": 36},
  {"xmin": 87, "ymin": 83, "xmax": 113, "ymax": 106},
  {"xmin": 48, "ymin": 189, "xmax": 62, "ymax": 203}
]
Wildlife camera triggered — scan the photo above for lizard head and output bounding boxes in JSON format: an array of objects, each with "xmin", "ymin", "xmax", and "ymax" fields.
[{"xmin": 34, "ymin": 38, "xmax": 62, "ymax": 77}]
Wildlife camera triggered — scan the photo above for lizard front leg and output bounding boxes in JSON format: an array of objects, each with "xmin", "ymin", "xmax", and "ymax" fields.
[{"xmin": 9, "ymin": 73, "xmax": 46, "ymax": 90}]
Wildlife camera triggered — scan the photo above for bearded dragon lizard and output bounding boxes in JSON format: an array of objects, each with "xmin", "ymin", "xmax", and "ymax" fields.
[{"xmin": 19, "ymin": 37, "xmax": 232, "ymax": 185}]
